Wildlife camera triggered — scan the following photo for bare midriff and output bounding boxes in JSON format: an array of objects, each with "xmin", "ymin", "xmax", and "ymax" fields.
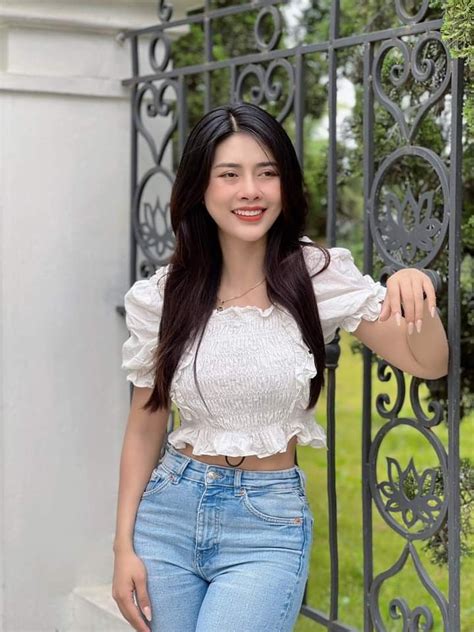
[{"xmin": 174, "ymin": 435, "xmax": 298, "ymax": 471}]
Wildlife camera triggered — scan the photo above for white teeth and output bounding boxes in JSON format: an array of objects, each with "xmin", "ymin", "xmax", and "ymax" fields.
[{"xmin": 234, "ymin": 209, "xmax": 265, "ymax": 216}]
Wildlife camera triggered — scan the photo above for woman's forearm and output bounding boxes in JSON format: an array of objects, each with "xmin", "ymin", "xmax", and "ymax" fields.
[
  {"xmin": 113, "ymin": 388, "xmax": 170, "ymax": 554},
  {"xmin": 112, "ymin": 425, "xmax": 166, "ymax": 553},
  {"xmin": 405, "ymin": 298, "xmax": 450, "ymax": 378}
]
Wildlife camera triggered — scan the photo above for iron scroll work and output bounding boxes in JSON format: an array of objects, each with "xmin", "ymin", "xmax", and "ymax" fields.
[{"xmin": 121, "ymin": 1, "xmax": 463, "ymax": 630}]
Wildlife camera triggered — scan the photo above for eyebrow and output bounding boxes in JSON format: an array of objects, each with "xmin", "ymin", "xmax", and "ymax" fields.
[{"xmin": 212, "ymin": 161, "xmax": 278, "ymax": 169}]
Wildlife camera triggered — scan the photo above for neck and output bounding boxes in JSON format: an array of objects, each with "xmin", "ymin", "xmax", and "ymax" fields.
[{"xmin": 218, "ymin": 233, "xmax": 267, "ymax": 291}]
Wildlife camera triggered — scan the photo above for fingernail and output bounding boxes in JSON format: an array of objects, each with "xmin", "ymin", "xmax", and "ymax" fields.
[
  {"xmin": 395, "ymin": 312, "xmax": 401, "ymax": 327},
  {"xmin": 143, "ymin": 606, "xmax": 152, "ymax": 622},
  {"xmin": 408, "ymin": 322, "xmax": 414, "ymax": 335},
  {"xmin": 431, "ymin": 306, "xmax": 436, "ymax": 318},
  {"xmin": 416, "ymin": 319, "xmax": 422, "ymax": 334}
]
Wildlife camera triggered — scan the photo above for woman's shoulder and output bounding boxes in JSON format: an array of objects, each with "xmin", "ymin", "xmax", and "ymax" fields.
[
  {"xmin": 299, "ymin": 235, "xmax": 354, "ymax": 276},
  {"xmin": 299, "ymin": 236, "xmax": 373, "ymax": 299},
  {"xmin": 124, "ymin": 263, "xmax": 171, "ymax": 313}
]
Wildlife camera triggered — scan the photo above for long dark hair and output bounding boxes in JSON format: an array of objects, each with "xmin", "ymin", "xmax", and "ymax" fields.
[{"xmin": 143, "ymin": 102, "xmax": 331, "ymax": 413}]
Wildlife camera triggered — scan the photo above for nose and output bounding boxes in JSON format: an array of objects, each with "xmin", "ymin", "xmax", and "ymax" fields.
[{"xmin": 237, "ymin": 174, "xmax": 262, "ymax": 200}]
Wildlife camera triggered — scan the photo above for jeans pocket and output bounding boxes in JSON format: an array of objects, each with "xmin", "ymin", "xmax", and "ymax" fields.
[
  {"xmin": 141, "ymin": 465, "xmax": 173, "ymax": 498},
  {"xmin": 241, "ymin": 487, "xmax": 305, "ymax": 525}
]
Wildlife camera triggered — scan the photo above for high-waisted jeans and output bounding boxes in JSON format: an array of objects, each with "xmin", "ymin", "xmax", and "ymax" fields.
[{"xmin": 133, "ymin": 441, "xmax": 314, "ymax": 632}]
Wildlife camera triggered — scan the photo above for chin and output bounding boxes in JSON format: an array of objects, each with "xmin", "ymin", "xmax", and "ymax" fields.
[{"xmin": 224, "ymin": 222, "xmax": 274, "ymax": 240}]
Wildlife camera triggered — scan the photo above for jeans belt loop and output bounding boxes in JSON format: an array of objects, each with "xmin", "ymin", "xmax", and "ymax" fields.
[
  {"xmin": 234, "ymin": 468, "xmax": 243, "ymax": 496},
  {"xmin": 296, "ymin": 466, "xmax": 307, "ymax": 492},
  {"xmin": 167, "ymin": 449, "xmax": 191, "ymax": 483}
]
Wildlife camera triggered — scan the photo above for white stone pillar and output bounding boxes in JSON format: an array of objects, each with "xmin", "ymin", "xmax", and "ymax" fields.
[{"xmin": 0, "ymin": 2, "xmax": 192, "ymax": 630}]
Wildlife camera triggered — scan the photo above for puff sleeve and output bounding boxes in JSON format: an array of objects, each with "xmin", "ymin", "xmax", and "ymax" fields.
[
  {"xmin": 301, "ymin": 236, "xmax": 387, "ymax": 345},
  {"xmin": 121, "ymin": 265, "xmax": 169, "ymax": 388}
]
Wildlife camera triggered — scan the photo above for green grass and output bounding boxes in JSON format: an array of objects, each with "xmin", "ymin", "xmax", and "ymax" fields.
[{"xmin": 294, "ymin": 331, "xmax": 474, "ymax": 631}]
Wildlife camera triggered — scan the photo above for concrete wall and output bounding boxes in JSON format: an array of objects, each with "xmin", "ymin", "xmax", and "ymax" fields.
[{"xmin": 0, "ymin": 2, "xmax": 192, "ymax": 630}]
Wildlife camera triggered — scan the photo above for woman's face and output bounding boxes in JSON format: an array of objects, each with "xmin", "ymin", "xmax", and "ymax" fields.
[{"xmin": 204, "ymin": 132, "xmax": 282, "ymax": 243}]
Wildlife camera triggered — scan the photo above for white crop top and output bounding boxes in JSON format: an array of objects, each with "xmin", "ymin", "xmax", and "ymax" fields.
[{"xmin": 121, "ymin": 236, "xmax": 387, "ymax": 458}]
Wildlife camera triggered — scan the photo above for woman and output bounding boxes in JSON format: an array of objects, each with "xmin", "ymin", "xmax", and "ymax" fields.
[{"xmin": 112, "ymin": 103, "xmax": 449, "ymax": 632}]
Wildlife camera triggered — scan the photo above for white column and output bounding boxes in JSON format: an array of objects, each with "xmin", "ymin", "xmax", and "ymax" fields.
[{"xmin": 0, "ymin": 2, "xmax": 193, "ymax": 630}]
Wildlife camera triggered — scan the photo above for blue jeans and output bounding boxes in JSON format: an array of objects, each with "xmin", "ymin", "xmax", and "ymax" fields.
[{"xmin": 133, "ymin": 441, "xmax": 314, "ymax": 632}]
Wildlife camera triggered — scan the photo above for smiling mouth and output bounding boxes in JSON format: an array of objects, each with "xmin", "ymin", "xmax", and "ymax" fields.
[{"xmin": 232, "ymin": 208, "xmax": 267, "ymax": 217}]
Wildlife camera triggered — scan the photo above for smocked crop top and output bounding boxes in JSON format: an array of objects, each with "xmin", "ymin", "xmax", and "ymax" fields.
[{"xmin": 121, "ymin": 236, "xmax": 387, "ymax": 458}]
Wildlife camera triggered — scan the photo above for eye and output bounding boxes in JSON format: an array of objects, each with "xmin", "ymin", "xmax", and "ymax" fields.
[
  {"xmin": 260, "ymin": 170, "xmax": 279, "ymax": 177},
  {"xmin": 220, "ymin": 172, "xmax": 238, "ymax": 178}
]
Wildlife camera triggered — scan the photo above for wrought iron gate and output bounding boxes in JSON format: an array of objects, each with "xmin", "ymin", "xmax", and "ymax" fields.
[{"xmin": 121, "ymin": 1, "xmax": 464, "ymax": 629}]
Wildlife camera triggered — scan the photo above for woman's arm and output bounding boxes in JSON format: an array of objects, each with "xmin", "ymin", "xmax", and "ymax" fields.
[
  {"xmin": 353, "ymin": 300, "xmax": 449, "ymax": 379},
  {"xmin": 113, "ymin": 387, "xmax": 170, "ymax": 554},
  {"xmin": 352, "ymin": 268, "xmax": 449, "ymax": 380}
]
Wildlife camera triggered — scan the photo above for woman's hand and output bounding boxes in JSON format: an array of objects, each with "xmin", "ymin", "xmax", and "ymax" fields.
[
  {"xmin": 378, "ymin": 267, "xmax": 437, "ymax": 334},
  {"xmin": 112, "ymin": 549, "xmax": 152, "ymax": 631}
]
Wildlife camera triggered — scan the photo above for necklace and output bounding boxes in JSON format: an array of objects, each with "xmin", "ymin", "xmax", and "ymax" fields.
[{"xmin": 216, "ymin": 278, "xmax": 266, "ymax": 312}]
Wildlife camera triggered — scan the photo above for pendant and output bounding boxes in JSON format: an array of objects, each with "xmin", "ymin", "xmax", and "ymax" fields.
[
  {"xmin": 216, "ymin": 305, "xmax": 223, "ymax": 312},
  {"xmin": 225, "ymin": 455, "xmax": 246, "ymax": 467}
]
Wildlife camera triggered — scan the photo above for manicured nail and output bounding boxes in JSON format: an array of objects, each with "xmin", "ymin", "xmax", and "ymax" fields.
[
  {"xmin": 395, "ymin": 312, "xmax": 402, "ymax": 327},
  {"xmin": 431, "ymin": 306, "xmax": 436, "ymax": 318},
  {"xmin": 143, "ymin": 606, "xmax": 152, "ymax": 622},
  {"xmin": 416, "ymin": 319, "xmax": 422, "ymax": 334},
  {"xmin": 408, "ymin": 322, "xmax": 414, "ymax": 335}
]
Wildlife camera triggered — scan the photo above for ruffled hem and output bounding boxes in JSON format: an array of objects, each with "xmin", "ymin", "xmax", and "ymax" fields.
[
  {"xmin": 122, "ymin": 337, "xmax": 158, "ymax": 389},
  {"xmin": 340, "ymin": 283, "xmax": 387, "ymax": 332},
  {"xmin": 326, "ymin": 247, "xmax": 387, "ymax": 332},
  {"xmin": 167, "ymin": 417, "xmax": 327, "ymax": 459},
  {"xmin": 125, "ymin": 370, "xmax": 155, "ymax": 389}
]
